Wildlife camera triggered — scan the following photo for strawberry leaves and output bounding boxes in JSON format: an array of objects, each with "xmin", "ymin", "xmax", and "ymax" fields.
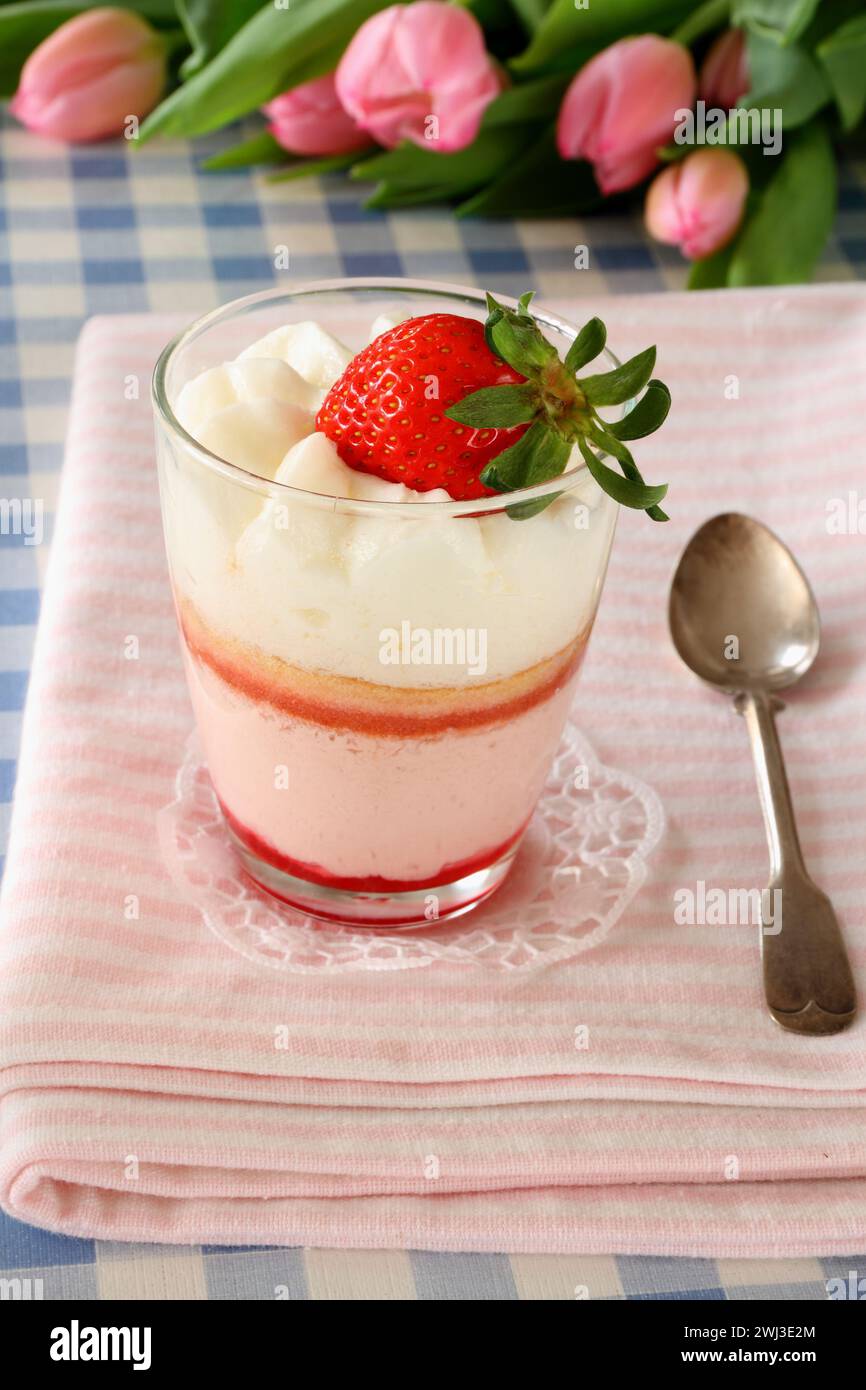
[
  {"xmin": 483, "ymin": 291, "xmax": 559, "ymax": 373},
  {"xmin": 587, "ymin": 422, "xmax": 669, "ymax": 523},
  {"xmin": 480, "ymin": 420, "xmax": 572, "ymax": 492},
  {"xmin": 606, "ymin": 380, "xmax": 671, "ymax": 441},
  {"xmin": 580, "ymin": 346, "xmax": 656, "ymax": 407},
  {"xmin": 577, "ymin": 439, "xmax": 670, "ymax": 516},
  {"xmin": 564, "ymin": 317, "xmax": 606, "ymax": 374},
  {"xmin": 446, "ymin": 382, "xmax": 540, "ymax": 428},
  {"xmin": 445, "ymin": 293, "xmax": 670, "ymax": 521}
]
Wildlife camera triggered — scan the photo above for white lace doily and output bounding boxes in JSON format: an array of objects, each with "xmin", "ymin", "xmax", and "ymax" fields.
[{"xmin": 156, "ymin": 721, "xmax": 664, "ymax": 973}]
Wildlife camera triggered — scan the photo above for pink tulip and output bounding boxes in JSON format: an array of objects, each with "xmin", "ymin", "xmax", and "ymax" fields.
[
  {"xmin": 263, "ymin": 75, "xmax": 369, "ymax": 157},
  {"xmin": 557, "ymin": 35, "xmax": 697, "ymax": 194},
  {"xmin": 699, "ymin": 28, "xmax": 750, "ymax": 110},
  {"xmin": 645, "ymin": 148, "xmax": 749, "ymax": 260},
  {"xmin": 335, "ymin": 1, "xmax": 503, "ymax": 153},
  {"xmin": 10, "ymin": 7, "xmax": 166, "ymax": 143}
]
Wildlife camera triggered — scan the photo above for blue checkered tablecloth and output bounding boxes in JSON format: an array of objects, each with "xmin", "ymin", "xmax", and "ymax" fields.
[{"xmin": 1, "ymin": 108, "xmax": 865, "ymax": 1301}]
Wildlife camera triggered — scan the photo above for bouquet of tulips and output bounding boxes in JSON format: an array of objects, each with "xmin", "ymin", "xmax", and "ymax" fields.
[{"xmin": 4, "ymin": 0, "xmax": 865, "ymax": 286}]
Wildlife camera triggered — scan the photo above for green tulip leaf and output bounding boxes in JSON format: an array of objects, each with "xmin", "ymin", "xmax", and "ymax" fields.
[
  {"xmin": 200, "ymin": 130, "xmax": 285, "ymax": 172},
  {"xmin": 352, "ymin": 128, "xmax": 533, "ymax": 210},
  {"xmin": 176, "ymin": 0, "xmax": 262, "ymax": 78},
  {"xmin": 817, "ymin": 13, "xmax": 866, "ymax": 131},
  {"xmin": 457, "ymin": 126, "xmax": 601, "ymax": 218},
  {"xmin": 479, "ymin": 74, "xmax": 569, "ymax": 127},
  {"xmin": 267, "ymin": 150, "xmax": 373, "ymax": 183},
  {"xmin": 140, "ymin": 0, "xmax": 394, "ymax": 141},
  {"xmin": 727, "ymin": 119, "xmax": 836, "ymax": 286},
  {"xmin": 742, "ymin": 23, "xmax": 832, "ymax": 130},
  {"xmin": 512, "ymin": 0, "xmax": 696, "ymax": 73},
  {"xmin": 687, "ymin": 240, "xmax": 738, "ymax": 290},
  {"xmin": 732, "ymin": 0, "xmax": 821, "ymax": 44}
]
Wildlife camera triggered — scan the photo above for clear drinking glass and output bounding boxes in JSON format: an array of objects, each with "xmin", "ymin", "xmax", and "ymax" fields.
[{"xmin": 152, "ymin": 280, "xmax": 620, "ymax": 927}]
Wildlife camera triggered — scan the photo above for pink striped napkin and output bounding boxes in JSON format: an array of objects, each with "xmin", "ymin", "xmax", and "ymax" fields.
[{"xmin": 1, "ymin": 285, "xmax": 865, "ymax": 1255}]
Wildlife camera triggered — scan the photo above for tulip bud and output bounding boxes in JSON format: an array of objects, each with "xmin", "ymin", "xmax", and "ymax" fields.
[
  {"xmin": 699, "ymin": 29, "xmax": 750, "ymax": 111},
  {"xmin": 645, "ymin": 148, "xmax": 749, "ymax": 260},
  {"xmin": 263, "ymin": 75, "xmax": 369, "ymax": 157},
  {"xmin": 557, "ymin": 36, "xmax": 697, "ymax": 194},
  {"xmin": 336, "ymin": 1, "xmax": 503, "ymax": 154},
  {"xmin": 10, "ymin": 7, "xmax": 166, "ymax": 144}
]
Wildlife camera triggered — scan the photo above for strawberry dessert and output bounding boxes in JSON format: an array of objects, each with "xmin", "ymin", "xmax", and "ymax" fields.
[{"xmin": 156, "ymin": 285, "xmax": 669, "ymax": 925}]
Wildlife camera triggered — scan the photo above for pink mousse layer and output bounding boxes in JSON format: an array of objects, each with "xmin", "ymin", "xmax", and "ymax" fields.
[{"xmin": 180, "ymin": 608, "xmax": 586, "ymax": 889}]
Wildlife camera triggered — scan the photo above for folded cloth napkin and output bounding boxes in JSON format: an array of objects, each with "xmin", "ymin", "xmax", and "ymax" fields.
[{"xmin": 1, "ymin": 285, "xmax": 865, "ymax": 1255}]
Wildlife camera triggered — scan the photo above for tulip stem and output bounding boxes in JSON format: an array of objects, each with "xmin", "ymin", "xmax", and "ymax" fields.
[
  {"xmin": 509, "ymin": 0, "xmax": 550, "ymax": 36},
  {"xmin": 162, "ymin": 28, "xmax": 192, "ymax": 62},
  {"xmin": 671, "ymin": 0, "xmax": 730, "ymax": 47}
]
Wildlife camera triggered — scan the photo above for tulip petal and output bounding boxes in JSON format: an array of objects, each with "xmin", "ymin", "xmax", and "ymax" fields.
[
  {"xmin": 557, "ymin": 35, "xmax": 696, "ymax": 193},
  {"xmin": 336, "ymin": 1, "xmax": 502, "ymax": 152},
  {"xmin": 11, "ymin": 7, "xmax": 165, "ymax": 143},
  {"xmin": 264, "ymin": 73, "xmax": 368, "ymax": 156},
  {"xmin": 646, "ymin": 149, "xmax": 749, "ymax": 261}
]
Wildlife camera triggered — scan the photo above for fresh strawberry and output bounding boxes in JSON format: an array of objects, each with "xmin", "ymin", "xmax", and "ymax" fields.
[
  {"xmin": 316, "ymin": 313, "xmax": 529, "ymax": 500},
  {"xmin": 319, "ymin": 293, "xmax": 672, "ymax": 520}
]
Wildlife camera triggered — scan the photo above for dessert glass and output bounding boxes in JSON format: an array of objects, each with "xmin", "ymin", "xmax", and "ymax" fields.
[{"xmin": 153, "ymin": 280, "xmax": 620, "ymax": 927}]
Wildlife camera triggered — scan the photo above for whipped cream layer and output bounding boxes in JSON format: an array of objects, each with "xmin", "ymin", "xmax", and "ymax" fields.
[{"xmin": 162, "ymin": 316, "xmax": 617, "ymax": 688}]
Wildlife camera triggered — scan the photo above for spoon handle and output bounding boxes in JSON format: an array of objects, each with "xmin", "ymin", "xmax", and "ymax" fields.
[{"xmin": 737, "ymin": 691, "xmax": 856, "ymax": 1035}]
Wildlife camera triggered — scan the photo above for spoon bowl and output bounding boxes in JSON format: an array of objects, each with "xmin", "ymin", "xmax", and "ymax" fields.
[{"xmin": 669, "ymin": 512, "xmax": 820, "ymax": 693}]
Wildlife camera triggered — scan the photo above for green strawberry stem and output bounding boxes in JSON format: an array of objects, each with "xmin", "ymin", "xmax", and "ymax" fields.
[{"xmin": 445, "ymin": 292, "xmax": 670, "ymax": 520}]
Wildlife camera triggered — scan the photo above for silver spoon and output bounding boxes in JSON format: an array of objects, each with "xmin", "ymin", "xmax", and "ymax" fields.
[{"xmin": 669, "ymin": 512, "xmax": 856, "ymax": 1036}]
